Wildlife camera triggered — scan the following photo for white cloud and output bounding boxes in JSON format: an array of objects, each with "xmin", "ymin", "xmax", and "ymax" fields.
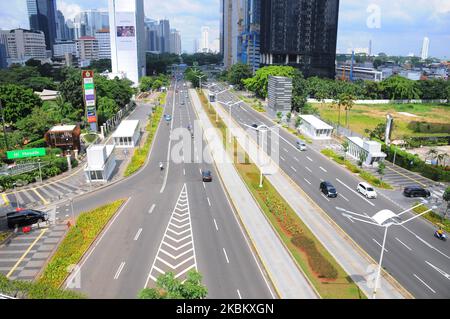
[{"xmin": 57, "ymin": 0, "xmax": 82, "ymax": 20}]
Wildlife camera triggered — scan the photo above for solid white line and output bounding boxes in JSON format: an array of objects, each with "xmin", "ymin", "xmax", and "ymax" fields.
[
  {"xmin": 304, "ymin": 178, "xmax": 312, "ymax": 185},
  {"xmin": 400, "ymin": 225, "xmax": 450, "ymax": 260},
  {"xmin": 291, "ymin": 166, "xmax": 297, "ymax": 173},
  {"xmin": 114, "ymin": 262, "xmax": 125, "ymax": 280},
  {"xmin": 305, "ymin": 166, "xmax": 312, "ymax": 173},
  {"xmin": 149, "ymin": 204, "xmax": 156, "ymax": 214},
  {"xmin": 372, "ymin": 238, "xmax": 389, "ymax": 252},
  {"xmin": 425, "ymin": 260, "xmax": 450, "ymax": 281},
  {"xmin": 413, "ymin": 274, "xmax": 436, "ymax": 293},
  {"xmin": 320, "ymin": 166, "xmax": 327, "ymax": 173},
  {"xmin": 223, "ymin": 248, "xmax": 230, "ymax": 264},
  {"xmin": 307, "ymin": 156, "xmax": 313, "ymax": 162},
  {"xmin": 207, "ymin": 197, "xmax": 211, "ymax": 207},
  {"xmin": 335, "ymin": 178, "xmax": 376, "ymax": 207},
  {"xmin": 134, "ymin": 228, "xmax": 143, "ymax": 241},
  {"xmin": 214, "ymin": 219, "xmax": 219, "ymax": 231},
  {"xmin": 66, "ymin": 198, "xmax": 131, "ymax": 288},
  {"xmin": 237, "ymin": 289, "xmax": 242, "ymax": 299},
  {"xmin": 340, "ymin": 194, "xmax": 349, "ymax": 202},
  {"xmin": 203, "ymin": 182, "xmax": 206, "ymax": 189},
  {"xmin": 395, "ymin": 237, "xmax": 412, "ymax": 251}
]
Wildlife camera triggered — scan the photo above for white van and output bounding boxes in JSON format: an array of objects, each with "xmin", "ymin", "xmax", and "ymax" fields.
[{"xmin": 357, "ymin": 182, "xmax": 377, "ymax": 199}]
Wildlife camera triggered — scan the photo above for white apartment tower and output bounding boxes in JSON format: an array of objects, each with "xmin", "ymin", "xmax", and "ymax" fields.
[
  {"xmin": 421, "ymin": 37, "xmax": 429, "ymax": 60},
  {"xmin": 201, "ymin": 26, "xmax": 209, "ymax": 53},
  {"xmin": 108, "ymin": 0, "xmax": 146, "ymax": 85}
]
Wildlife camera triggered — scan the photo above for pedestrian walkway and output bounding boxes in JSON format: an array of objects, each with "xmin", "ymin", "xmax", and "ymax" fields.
[
  {"xmin": 208, "ymin": 89, "xmax": 409, "ymax": 299},
  {"xmin": 190, "ymin": 89, "xmax": 318, "ymax": 299}
]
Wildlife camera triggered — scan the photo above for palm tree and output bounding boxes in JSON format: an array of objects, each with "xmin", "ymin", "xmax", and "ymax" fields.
[
  {"xmin": 342, "ymin": 140, "xmax": 349, "ymax": 159},
  {"xmin": 437, "ymin": 152, "xmax": 448, "ymax": 167},
  {"xmin": 426, "ymin": 148, "xmax": 438, "ymax": 163},
  {"xmin": 342, "ymin": 94, "xmax": 355, "ymax": 129}
]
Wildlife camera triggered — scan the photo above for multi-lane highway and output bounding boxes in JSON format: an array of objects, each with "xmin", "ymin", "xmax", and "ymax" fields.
[
  {"xmin": 65, "ymin": 80, "xmax": 274, "ymax": 299},
  {"xmin": 210, "ymin": 83, "xmax": 450, "ymax": 299}
]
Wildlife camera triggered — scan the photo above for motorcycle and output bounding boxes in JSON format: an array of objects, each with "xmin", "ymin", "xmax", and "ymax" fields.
[
  {"xmin": 434, "ymin": 231, "xmax": 447, "ymax": 241},
  {"xmin": 159, "ymin": 163, "xmax": 164, "ymax": 171}
]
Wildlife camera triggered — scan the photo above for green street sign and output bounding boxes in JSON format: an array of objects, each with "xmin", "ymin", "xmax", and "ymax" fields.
[
  {"xmin": 84, "ymin": 83, "xmax": 95, "ymax": 90},
  {"xmin": 7, "ymin": 148, "xmax": 46, "ymax": 160}
]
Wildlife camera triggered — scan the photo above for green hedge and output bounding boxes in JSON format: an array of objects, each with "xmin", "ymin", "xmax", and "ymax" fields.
[
  {"xmin": 0, "ymin": 274, "xmax": 84, "ymax": 299},
  {"xmin": 38, "ymin": 200, "xmax": 125, "ymax": 289},
  {"xmin": 383, "ymin": 144, "xmax": 450, "ymax": 182}
]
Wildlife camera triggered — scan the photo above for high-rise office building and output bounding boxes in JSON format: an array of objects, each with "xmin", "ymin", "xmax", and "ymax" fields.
[
  {"xmin": 144, "ymin": 18, "xmax": 160, "ymax": 53},
  {"xmin": 0, "ymin": 42, "xmax": 7, "ymax": 69},
  {"xmin": 421, "ymin": 37, "xmax": 429, "ymax": 60},
  {"xmin": 241, "ymin": 0, "xmax": 261, "ymax": 72},
  {"xmin": 159, "ymin": 19, "xmax": 171, "ymax": 53},
  {"xmin": 222, "ymin": 0, "xmax": 243, "ymax": 68},
  {"xmin": 170, "ymin": 29, "xmax": 181, "ymax": 55},
  {"xmin": 193, "ymin": 38, "xmax": 199, "ymax": 53},
  {"xmin": 26, "ymin": 0, "xmax": 58, "ymax": 51},
  {"xmin": 95, "ymin": 29, "xmax": 111, "ymax": 59},
  {"xmin": 7, "ymin": 28, "xmax": 47, "ymax": 60},
  {"xmin": 109, "ymin": 0, "xmax": 146, "ymax": 85},
  {"xmin": 260, "ymin": 0, "xmax": 339, "ymax": 78},
  {"xmin": 56, "ymin": 10, "xmax": 66, "ymax": 41},
  {"xmin": 77, "ymin": 36, "xmax": 99, "ymax": 61},
  {"xmin": 65, "ymin": 19, "xmax": 75, "ymax": 40},
  {"xmin": 201, "ymin": 26, "xmax": 209, "ymax": 53},
  {"xmin": 74, "ymin": 10, "xmax": 109, "ymax": 38}
]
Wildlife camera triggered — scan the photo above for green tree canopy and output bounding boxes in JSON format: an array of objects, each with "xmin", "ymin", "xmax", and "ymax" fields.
[
  {"xmin": 185, "ymin": 68, "xmax": 207, "ymax": 88},
  {"xmin": 227, "ymin": 63, "xmax": 253, "ymax": 90},
  {"xmin": 379, "ymin": 75, "xmax": 421, "ymax": 100},
  {"xmin": 16, "ymin": 106, "xmax": 60, "ymax": 142},
  {"xmin": 243, "ymin": 65, "xmax": 297, "ymax": 98},
  {"xmin": 0, "ymin": 84, "xmax": 42, "ymax": 124},
  {"xmin": 97, "ymin": 96, "xmax": 119, "ymax": 125}
]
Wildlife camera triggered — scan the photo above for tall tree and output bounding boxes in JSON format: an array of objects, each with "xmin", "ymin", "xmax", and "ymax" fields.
[
  {"xmin": 0, "ymin": 84, "xmax": 42, "ymax": 125},
  {"xmin": 243, "ymin": 66, "xmax": 297, "ymax": 98},
  {"xmin": 227, "ymin": 63, "xmax": 253, "ymax": 90}
]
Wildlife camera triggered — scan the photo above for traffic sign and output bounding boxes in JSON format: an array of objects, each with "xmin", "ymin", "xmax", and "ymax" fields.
[{"xmin": 7, "ymin": 148, "xmax": 46, "ymax": 160}]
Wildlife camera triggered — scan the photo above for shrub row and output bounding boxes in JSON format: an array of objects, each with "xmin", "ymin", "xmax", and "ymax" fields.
[
  {"xmin": 291, "ymin": 234, "xmax": 338, "ymax": 279},
  {"xmin": 38, "ymin": 200, "xmax": 125, "ymax": 289},
  {"xmin": 382, "ymin": 144, "xmax": 450, "ymax": 182},
  {"xmin": 0, "ymin": 274, "xmax": 84, "ymax": 299}
]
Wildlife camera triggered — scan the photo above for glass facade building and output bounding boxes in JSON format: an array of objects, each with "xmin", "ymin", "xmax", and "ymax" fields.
[{"xmin": 27, "ymin": 0, "xmax": 58, "ymax": 51}]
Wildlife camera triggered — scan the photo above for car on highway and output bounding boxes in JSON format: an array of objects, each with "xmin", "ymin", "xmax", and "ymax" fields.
[
  {"xmin": 251, "ymin": 124, "xmax": 258, "ymax": 129},
  {"xmin": 357, "ymin": 182, "xmax": 377, "ymax": 199},
  {"xmin": 6, "ymin": 209, "xmax": 48, "ymax": 229},
  {"xmin": 403, "ymin": 186, "xmax": 431, "ymax": 198},
  {"xmin": 164, "ymin": 114, "xmax": 172, "ymax": 121},
  {"xmin": 296, "ymin": 140, "xmax": 307, "ymax": 151},
  {"xmin": 202, "ymin": 170, "xmax": 212, "ymax": 182},
  {"xmin": 320, "ymin": 181, "xmax": 338, "ymax": 198}
]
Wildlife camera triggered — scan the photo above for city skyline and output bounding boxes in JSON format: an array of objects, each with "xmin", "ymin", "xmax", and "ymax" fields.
[{"xmin": 0, "ymin": 0, "xmax": 448, "ymax": 57}]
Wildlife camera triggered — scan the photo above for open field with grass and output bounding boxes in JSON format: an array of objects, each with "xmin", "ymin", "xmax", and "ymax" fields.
[{"xmin": 315, "ymin": 103, "xmax": 450, "ymax": 139}]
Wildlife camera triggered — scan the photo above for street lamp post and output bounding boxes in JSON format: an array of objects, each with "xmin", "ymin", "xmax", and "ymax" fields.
[{"xmin": 340, "ymin": 203, "xmax": 437, "ymax": 299}]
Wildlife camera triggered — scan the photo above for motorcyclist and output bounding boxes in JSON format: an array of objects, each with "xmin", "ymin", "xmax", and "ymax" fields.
[
  {"xmin": 159, "ymin": 162, "xmax": 164, "ymax": 170},
  {"xmin": 437, "ymin": 228, "xmax": 444, "ymax": 238}
]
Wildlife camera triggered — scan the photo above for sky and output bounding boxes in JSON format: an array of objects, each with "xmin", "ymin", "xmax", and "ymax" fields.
[{"xmin": 0, "ymin": 0, "xmax": 449, "ymax": 58}]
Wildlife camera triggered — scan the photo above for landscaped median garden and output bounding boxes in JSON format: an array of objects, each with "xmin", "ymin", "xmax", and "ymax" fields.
[
  {"xmin": 198, "ymin": 90, "xmax": 365, "ymax": 299},
  {"xmin": 36, "ymin": 199, "xmax": 126, "ymax": 294},
  {"xmin": 124, "ymin": 93, "xmax": 166, "ymax": 177},
  {"xmin": 321, "ymin": 148, "xmax": 393, "ymax": 189}
]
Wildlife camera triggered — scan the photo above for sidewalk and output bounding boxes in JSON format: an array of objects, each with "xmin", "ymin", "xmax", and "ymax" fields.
[
  {"xmin": 189, "ymin": 89, "xmax": 318, "ymax": 299},
  {"xmin": 206, "ymin": 88, "xmax": 409, "ymax": 299}
]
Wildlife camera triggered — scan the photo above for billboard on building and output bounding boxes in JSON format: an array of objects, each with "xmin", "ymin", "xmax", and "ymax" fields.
[{"xmin": 115, "ymin": 12, "xmax": 136, "ymax": 51}]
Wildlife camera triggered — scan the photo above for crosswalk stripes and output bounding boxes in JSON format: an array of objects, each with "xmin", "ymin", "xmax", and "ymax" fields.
[{"xmin": 147, "ymin": 184, "xmax": 197, "ymax": 284}]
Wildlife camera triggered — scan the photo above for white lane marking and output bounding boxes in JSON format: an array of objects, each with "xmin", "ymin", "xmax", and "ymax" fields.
[
  {"xmin": 400, "ymin": 225, "xmax": 450, "ymax": 260},
  {"xmin": 425, "ymin": 260, "xmax": 450, "ymax": 281},
  {"xmin": 305, "ymin": 166, "xmax": 312, "ymax": 173},
  {"xmin": 294, "ymin": 157, "xmax": 299, "ymax": 162},
  {"xmin": 134, "ymin": 228, "xmax": 143, "ymax": 241},
  {"xmin": 114, "ymin": 262, "xmax": 126, "ymax": 280},
  {"xmin": 207, "ymin": 197, "xmax": 211, "ymax": 207},
  {"xmin": 237, "ymin": 289, "xmax": 242, "ymax": 299},
  {"xmin": 203, "ymin": 182, "xmax": 206, "ymax": 189},
  {"xmin": 291, "ymin": 166, "xmax": 297, "ymax": 172},
  {"xmin": 304, "ymin": 178, "xmax": 312, "ymax": 185},
  {"xmin": 320, "ymin": 178, "xmax": 324, "ymax": 182},
  {"xmin": 149, "ymin": 204, "xmax": 156, "ymax": 214},
  {"xmin": 280, "ymin": 156, "xmax": 286, "ymax": 161},
  {"xmin": 307, "ymin": 156, "xmax": 313, "ymax": 162},
  {"xmin": 283, "ymin": 148, "xmax": 289, "ymax": 153},
  {"xmin": 413, "ymin": 274, "xmax": 436, "ymax": 294},
  {"xmin": 335, "ymin": 178, "xmax": 376, "ymax": 207},
  {"xmin": 183, "ymin": 169, "xmax": 186, "ymax": 176},
  {"xmin": 214, "ymin": 219, "xmax": 219, "ymax": 231},
  {"xmin": 340, "ymin": 194, "xmax": 349, "ymax": 202},
  {"xmin": 223, "ymin": 248, "xmax": 230, "ymax": 264},
  {"xmin": 395, "ymin": 237, "xmax": 412, "ymax": 251},
  {"xmin": 372, "ymin": 238, "xmax": 389, "ymax": 252},
  {"xmin": 321, "ymin": 194, "xmax": 331, "ymax": 202},
  {"xmin": 199, "ymin": 168, "xmax": 202, "ymax": 174},
  {"xmin": 65, "ymin": 198, "xmax": 131, "ymax": 288},
  {"xmin": 320, "ymin": 166, "xmax": 327, "ymax": 173}
]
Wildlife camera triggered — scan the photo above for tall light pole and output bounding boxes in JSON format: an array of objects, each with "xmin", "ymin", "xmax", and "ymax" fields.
[
  {"xmin": 194, "ymin": 74, "xmax": 206, "ymax": 91},
  {"xmin": 340, "ymin": 203, "xmax": 437, "ymax": 299}
]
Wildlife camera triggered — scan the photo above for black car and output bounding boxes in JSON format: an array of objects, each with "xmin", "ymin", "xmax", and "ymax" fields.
[
  {"xmin": 320, "ymin": 181, "xmax": 338, "ymax": 198},
  {"xmin": 403, "ymin": 186, "xmax": 431, "ymax": 198},
  {"xmin": 6, "ymin": 209, "xmax": 48, "ymax": 229},
  {"xmin": 251, "ymin": 124, "xmax": 258, "ymax": 129},
  {"xmin": 202, "ymin": 170, "xmax": 212, "ymax": 182}
]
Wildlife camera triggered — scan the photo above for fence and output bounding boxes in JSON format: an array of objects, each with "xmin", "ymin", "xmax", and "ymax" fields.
[{"xmin": 307, "ymin": 98, "xmax": 448, "ymax": 105}]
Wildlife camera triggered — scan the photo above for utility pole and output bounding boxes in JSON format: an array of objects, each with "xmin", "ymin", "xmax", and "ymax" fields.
[{"xmin": 0, "ymin": 99, "xmax": 9, "ymax": 151}]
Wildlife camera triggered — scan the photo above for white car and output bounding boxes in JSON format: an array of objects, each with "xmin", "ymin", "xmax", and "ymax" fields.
[
  {"xmin": 296, "ymin": 140, "xmax": 307, "ymax": 151},
  {"xmin": 357, "ymin": 182, "xmax": 377, "ymax": 199}
]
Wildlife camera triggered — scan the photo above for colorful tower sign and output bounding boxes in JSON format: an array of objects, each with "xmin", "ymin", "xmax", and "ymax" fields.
[{"xmin": 82, "ymin": 70, "xmax": 98, "ymax": 131}]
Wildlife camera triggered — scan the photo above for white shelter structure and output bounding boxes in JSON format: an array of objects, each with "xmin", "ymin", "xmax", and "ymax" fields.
[
  {"xmin": 298, "ymin": 115, "xmax": 333, "ymax": 140},
  {"xmin": 84, "ymin": 144, "xmax": 116, "ymax": 182},
  {"xmin": 112, "ymin": 120, "xmax": 140, "ymax": 148},
  {"xmin": 346, "ymin": 136, "xmax": 386, "ymax": 167}
]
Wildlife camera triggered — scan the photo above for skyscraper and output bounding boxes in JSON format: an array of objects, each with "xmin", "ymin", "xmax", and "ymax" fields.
[
  {"xmin": 26, "ymin": 0, "xmax": 58, "ymax": 51},
  {"xmin": 260, "ymin": 0, "xmax": 339, "ymax": 78},
  {"xmin": 159, "ymin": 19, "xmax": 170, "ymax": 53},
  {"xmin": 108, "ymin": 0, "xmax": 146, "ymax": 85},
  {"xmin": 241, "ymin": 0, "xmax": 261, "ymax": 72},
  {"xmin": 56, "ymin": 10, "xmax": 66, "ymax": 41},
  {"xmin": 201, "ymin": 26, "xmax": 209, "ymax": 53},
  {"xmin": 421, "ymin": 37, "xmax": 429, "ymax": 60},
  {"xmin": 222, "ymin": 0, "xmax": 243, "ymax": 68},
  {"xmin": 170, "ymin": 29, "xmax": 182, "ymax": 55},
  {"xmin": 144, "ymin": 18, "xmax": 160, "ymax": 53}
]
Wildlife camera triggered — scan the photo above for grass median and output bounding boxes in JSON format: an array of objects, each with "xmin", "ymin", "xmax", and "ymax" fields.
[
  {"xmin": 198, "ymin": 90, "xmax": 365, "ymax": 299},
  {"xmin": 38, "ymin": 199, "xmax": 125, "ymax": 292},
  {"xmin": 413, "ymin": 203, "xmax": 450, "ymax": 232},
  {"xmin": 321, "ymin": 149, "xmax": 393, "ymax": 189},
  {"xmin": 124, "ymin": 93, "xmax": 165, "ymax": 177}
]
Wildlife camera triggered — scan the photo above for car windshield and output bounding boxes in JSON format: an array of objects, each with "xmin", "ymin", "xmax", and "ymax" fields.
[
  {"xmin": 329, "ymin": 188, "xmax": 336, "ymax": 193},
  {"xmin": 367, "ymin": 187, "xmax": 374, "ymax": 192}
]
